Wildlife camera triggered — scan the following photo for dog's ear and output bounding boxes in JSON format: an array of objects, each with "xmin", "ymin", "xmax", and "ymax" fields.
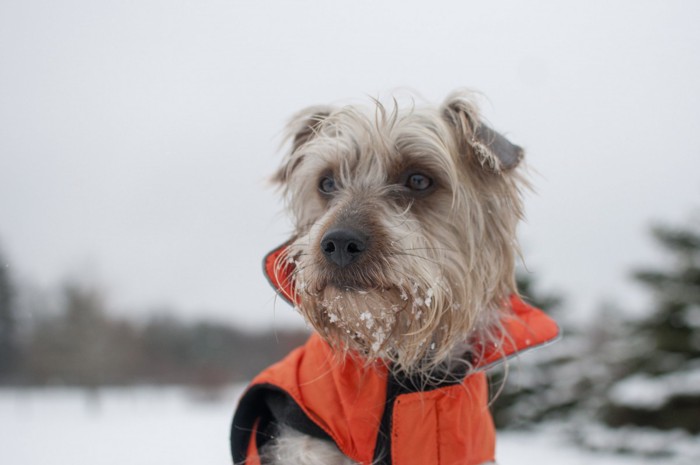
[
  {"xmin": 289, "ymin": 106, "xmax": 332, "ymax": 153},
  {"xmin": 441, "ymin": 93, "xmax": 523, "ymax": 172},
  {"xmin": 272, "ymin": 106, "xmax": 332, "ymax": 184}
]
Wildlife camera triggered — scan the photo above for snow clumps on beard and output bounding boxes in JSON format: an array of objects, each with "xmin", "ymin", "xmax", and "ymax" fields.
[{"xmin": 291, "ymin": 264, "xmax": 461, "ymax": 373}]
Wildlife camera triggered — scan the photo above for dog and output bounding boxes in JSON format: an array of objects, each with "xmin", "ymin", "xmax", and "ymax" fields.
[{"xmin": 231, "ymin": 91, "xmax": 559, "ymax": 465}]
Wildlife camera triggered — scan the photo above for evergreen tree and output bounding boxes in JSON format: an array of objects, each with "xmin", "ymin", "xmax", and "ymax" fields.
[
  {"xmin": 489, "ymin": 270, "xmax": 577, "ymax": 428},
  {"xmin": 603, "ymin": 219, "xmax": 700, "ymax": 433},
  {"xmin": 0, "ymin": 246, "xmax": 18, "ymax": 382}
]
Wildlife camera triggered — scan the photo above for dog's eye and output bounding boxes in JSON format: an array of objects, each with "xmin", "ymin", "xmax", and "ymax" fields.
[
  {"xmin": 318, "ymin": 176, "xmax": 337, "ymax": 194},
  {"xmin": 406, "ymin": 173, "xmax": 433, "ymax": 191}
]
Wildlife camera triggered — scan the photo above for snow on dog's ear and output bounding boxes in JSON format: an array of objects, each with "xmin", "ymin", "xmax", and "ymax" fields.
[
  {"xmin": 441, "ymin": 92, "xmax": 523, "ymax": 172},
  {"xmin": 272, "ymin": 106, "xmax": 332, "ymax": 184}
]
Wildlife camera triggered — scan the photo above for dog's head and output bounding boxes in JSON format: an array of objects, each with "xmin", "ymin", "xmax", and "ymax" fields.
[{"xmin": 272, "ymin": 91, "xmax": 528, "ymax": 374}]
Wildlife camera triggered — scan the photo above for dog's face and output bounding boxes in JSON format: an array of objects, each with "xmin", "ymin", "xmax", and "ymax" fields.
[{"xmin": 273, "ymin": 92, "xmax": 527, "ymax": 374}]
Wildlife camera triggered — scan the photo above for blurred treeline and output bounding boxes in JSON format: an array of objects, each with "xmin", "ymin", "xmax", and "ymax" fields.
[{"xmin": 0, "ymin": 262, "xmax": 307, "ymax": 388}]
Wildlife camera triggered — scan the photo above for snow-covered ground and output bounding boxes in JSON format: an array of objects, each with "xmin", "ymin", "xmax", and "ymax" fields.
[{"xmin": 0, "ymin": 387, "xmax": 694, "ymax": 464}]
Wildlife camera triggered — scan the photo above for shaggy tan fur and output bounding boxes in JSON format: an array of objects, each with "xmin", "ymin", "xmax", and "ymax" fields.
[{"xmin": 272, "ymin": 90, "xmax": 528, "ymax": 378}]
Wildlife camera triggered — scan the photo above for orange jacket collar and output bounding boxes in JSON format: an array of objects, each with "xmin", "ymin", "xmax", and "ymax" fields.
[{"xmin": 263, "ymin": 243, "xmax": 559, "ymax": 369}]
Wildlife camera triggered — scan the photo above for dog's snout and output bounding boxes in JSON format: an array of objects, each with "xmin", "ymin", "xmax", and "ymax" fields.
[{"xmin": 321, "ymin": 228, "xmax": 367, "ymax": 267}]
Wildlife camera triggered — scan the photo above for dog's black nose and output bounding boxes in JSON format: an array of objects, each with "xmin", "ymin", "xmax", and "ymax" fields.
[{"xmin": 321, "ymin": 228, "xmax": 367, "ymax": 267}]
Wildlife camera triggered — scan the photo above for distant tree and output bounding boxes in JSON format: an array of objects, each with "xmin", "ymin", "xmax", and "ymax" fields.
[
  {"xmin": 24, "ymin": 282, "xmax": 141, "ymax": 386},
  {"xmin": 0, "ymin": 246, "xmax": 18, "ymax": 382},
  {"xmin": 21, "ymin": 280, "xmax": 310, "ymax": 388},
  {"xmin": 489, "ymin": 270, "xmax": 576, "ymax": 428},
  {"xmin": 139, "ymin": 315, "xmax": 308, "ymax": 386},
  {"xmin": 602, "ymin": 219, "xmax": 700, "ymax": 433}
]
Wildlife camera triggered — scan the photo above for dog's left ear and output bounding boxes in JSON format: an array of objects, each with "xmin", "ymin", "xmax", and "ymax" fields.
[
  {"xmin": 272, "ymin": 106, "xmax": 333, "ymax": 185},
  {"xmin": 288, "ymin": 106, "xmax": 333, "ymax": 154},
  {"xmin": 441, "ymin": 93, "xmax": 523, "ymax": 172}
]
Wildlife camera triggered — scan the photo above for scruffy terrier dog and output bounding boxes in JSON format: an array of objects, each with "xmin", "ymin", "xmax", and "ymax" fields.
[{"xmin": 231, "ymin": 91, "xmax": 558, "ymax": 465}]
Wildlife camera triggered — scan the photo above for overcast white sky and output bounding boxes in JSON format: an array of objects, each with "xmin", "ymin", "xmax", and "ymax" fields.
[{"xmin": 1, "ymin": 0, "xmax": 699, "ymax": 330}]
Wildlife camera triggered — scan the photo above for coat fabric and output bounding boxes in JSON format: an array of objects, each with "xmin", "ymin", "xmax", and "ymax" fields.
[{"xmin": 230, "ymin": 245, "xmax": 559, "ymax": 465}]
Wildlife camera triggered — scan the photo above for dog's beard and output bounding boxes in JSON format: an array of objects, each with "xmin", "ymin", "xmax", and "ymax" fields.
[{"xmin": 279, "ymin": 242, "xmax": 483, "ymax": 375}]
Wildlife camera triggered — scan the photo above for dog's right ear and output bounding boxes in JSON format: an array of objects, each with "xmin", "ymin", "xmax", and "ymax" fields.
[
  {"xmin": 441, "ymin": 92, "xmax": 523, "ymax": 173},
  {"xmin": 272, "ymin": 106, "xmax": 332, "ymax": 184}
]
